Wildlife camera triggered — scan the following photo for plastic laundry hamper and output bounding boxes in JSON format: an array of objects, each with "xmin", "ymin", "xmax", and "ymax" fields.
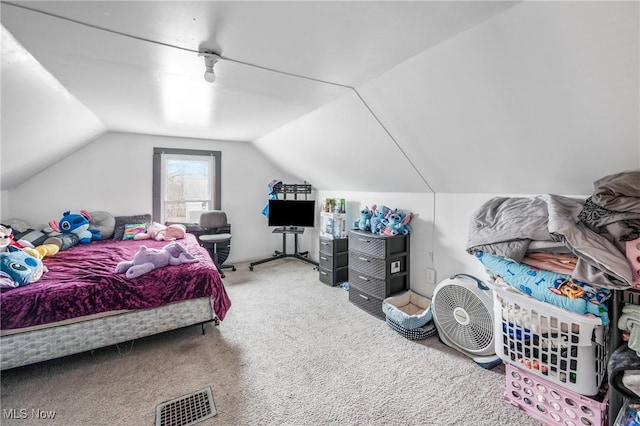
[{"xmin": 491, "ymin": 282, "xmax": 608, "ymax": 396}]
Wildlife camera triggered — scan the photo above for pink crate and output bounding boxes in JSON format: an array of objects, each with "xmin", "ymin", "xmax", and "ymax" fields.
[{"xmin": 504, "ymin": 363, "xmax": 608, "ymax": 426}]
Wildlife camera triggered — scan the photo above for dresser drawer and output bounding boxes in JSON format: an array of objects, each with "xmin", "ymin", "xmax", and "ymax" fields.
[
  {"xmin": 349, "ymin": 230, "xmax": 409, "ymax": 259},
  {"xmin": 348, "ymin": 284, "xmax": 385, "ymax": 320},
  {"xmin": 319, "ymin": 266, "xmax": 348, "ymax": 286},
  {"xmin": 349, "ymin": 252, "xmax": 386, "ymax": 278},
  {"xmin": 319, "ymin": 237, "xmax": 348, "ymax": 255},
  {"xmin": 349, "ymin": 269, "xmax": 409, "ymax": 299},
  {"xmin": 349, "ymin": 232, "xmax": 387, "ymax": 258},
  {"xmin": 318, "ymin": 252, "xmax": 348, "ymax": 270},
  {"xmin": 349, "ymin": 270, "xmax": 386, "ymax": 299},
  {"xmin": 349, "ymin": 252, "xmax": 408, "ymax": 279}
]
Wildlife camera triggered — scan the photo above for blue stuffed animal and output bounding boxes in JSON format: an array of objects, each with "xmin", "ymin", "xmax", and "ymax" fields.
[
  {"xmin": 379, "ymin": 210, "xmax": 413, "ymax": 236},
  {"xmin": 370, "ymin": 204, "xmax": 390, "ymax": 235},
  {"xmin": 353, "ymin": 206, "xmax": 372, "ymax": 232},
  {"xmin": 51, "ymin": 210, "xmax": 101, "ymax": 244},
  {"xmin": 0, "ymin": 247, "xmax": 46, "ymax": 287}
]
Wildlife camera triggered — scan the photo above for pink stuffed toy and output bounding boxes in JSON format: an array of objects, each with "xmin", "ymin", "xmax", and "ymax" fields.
[
  {"xmin": 134, "ymin": 223, "xmax": 186, "ymax": 241},
  {"xmin": 156, "ymin": 224, "xmax": 186, "ymax": 241}
]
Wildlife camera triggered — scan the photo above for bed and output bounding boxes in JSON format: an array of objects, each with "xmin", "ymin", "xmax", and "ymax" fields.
[{"xmin": 0, "ymin": 233, "xmax": 231, "ymax": 370}]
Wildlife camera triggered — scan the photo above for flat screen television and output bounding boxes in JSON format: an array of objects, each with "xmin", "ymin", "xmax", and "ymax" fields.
[{"xmin": 268, "ymin": 200, "xmax": 315, "ymax": 228}]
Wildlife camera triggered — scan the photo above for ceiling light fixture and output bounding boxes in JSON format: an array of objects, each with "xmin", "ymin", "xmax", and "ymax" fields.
[{"xmin": 198, "ymin": 52, "xmax": 220, "ymax": 83}]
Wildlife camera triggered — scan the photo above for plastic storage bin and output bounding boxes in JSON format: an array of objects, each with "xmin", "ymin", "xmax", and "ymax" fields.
[
  {"xmin": 504, "ymin": 363, "xmax": 608, "ymax": 426},
  {"xmin": 492, "ymin": 283, "xmax": 608, "ymax": 396}
]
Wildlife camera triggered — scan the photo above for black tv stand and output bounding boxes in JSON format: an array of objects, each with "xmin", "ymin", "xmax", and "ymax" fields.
[{"xmin": 249, "ymin": 227, "xmax": 319, "ymax": 270}]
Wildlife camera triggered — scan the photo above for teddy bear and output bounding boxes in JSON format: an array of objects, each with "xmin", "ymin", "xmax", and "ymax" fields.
[{"xmin": 114, "ymin": 241, "xmax": 199, "ymax": 279}]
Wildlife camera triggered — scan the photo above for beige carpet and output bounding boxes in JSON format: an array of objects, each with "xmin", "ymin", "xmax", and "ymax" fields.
[{"xmin": 0, "ymin": 259, "xmax": 542, "ymax": 426}]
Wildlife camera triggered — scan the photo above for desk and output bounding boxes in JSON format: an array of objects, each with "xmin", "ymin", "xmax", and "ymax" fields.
[{"xmin": 249, "ymin": 227, "xmax": 318, "ymax": 270}]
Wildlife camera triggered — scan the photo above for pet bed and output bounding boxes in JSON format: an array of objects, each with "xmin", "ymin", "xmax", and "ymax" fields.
[
  {"xmin": 382, "ymin": 290, "xmax": 432, "ymax": 330},
  {"xmin": 386, "ymin": 316, "xmax": 437, "ymax": 340}
]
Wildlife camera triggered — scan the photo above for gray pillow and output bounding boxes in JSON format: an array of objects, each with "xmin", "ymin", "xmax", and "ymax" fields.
[
  {"xmin": 113, "ymin": 214, "xmax": 151, "ymax": 240},
  {"xmin": 89, "ymin": 211, "xmax": 116, "ymax": 240}
]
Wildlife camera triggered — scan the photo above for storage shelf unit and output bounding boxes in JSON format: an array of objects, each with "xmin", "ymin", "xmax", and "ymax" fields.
[
  {"xmin": 348, "ymin": 229, "xmax": 409, "ymax": 319},
  {"xmin": 318, "ymin": 236, "xmax": 348, "ymax": 286}
]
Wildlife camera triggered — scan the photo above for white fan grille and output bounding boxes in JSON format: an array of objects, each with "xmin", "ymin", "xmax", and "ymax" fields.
[{"xmin": 433, "ymin": 284, "xmax": 493, "ymax": 353}]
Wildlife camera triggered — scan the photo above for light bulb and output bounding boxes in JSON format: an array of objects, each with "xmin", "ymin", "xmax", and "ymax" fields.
[{"xmin": 204, "ymin": 66, "xmax": 216, "ymax": 83}]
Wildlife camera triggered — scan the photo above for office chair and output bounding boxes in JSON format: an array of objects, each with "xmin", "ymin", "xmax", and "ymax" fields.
[{"xmin": 198, "ymin": 210, "xmax": 236, "ymax": 278}]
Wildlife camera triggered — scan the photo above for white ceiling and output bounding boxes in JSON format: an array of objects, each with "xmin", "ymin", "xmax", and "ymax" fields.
[{"xmin": 0, "ymin": 1, "xmax": 518, "ymax": 190}]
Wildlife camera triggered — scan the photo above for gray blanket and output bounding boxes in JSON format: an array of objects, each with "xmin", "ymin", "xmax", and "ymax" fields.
[{"xmin": 467, "ymin": 194, "xmax": 633, "ymax": 289}]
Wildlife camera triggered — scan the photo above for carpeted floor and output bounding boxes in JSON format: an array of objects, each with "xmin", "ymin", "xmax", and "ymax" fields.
[{"xmin": 0, "ymin": 259, "xmax": 542, "ymax": 425}]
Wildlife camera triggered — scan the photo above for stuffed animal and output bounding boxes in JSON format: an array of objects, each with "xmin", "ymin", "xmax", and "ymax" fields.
[
  {"xmin": 22, "ymin": 244, "xmax": 60, "ymax": 260},
  {"xmin": 0, "ymin": 247, "xmax": 46, "ymax": 287},
  {"xmin": 157, "ymin": 224, "xmax": 186, "ymax": 241},
  {"xmin": 0, "ymin": 224, "xmax": 30, "ymax": 251},
  {"xmin": 370, "ymin": 205, "xmax": 391, "ymax": 235},
  {"xmin": 262, "ymin": 179, "xmax": 282, "ymax": 218},
  {"xmin": 353, "ymin": 206, "xmax": 372, "ymax": 232},
  {"xmin": 134, "ymin": 222, "xmax": 186, "ymax": 241},
  {"xmin": 42, "ymin": 233, "xmax": 80, "ymax": 251},
  {"xmin": 379, "ymin": 210, "xmax": 413, "ymax": 236},
  {"xmin": 114, "ymin": 241, "xmax": 199, "ymax": 279},
  {"xmin": 50, "ymin": 210, "xmax": 101, "ymax": 244}
]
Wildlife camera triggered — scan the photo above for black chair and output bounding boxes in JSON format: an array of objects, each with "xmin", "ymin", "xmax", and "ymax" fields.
[{"xmin": 198, "ymin": 211, "xmax": 236, "ymax": 278}]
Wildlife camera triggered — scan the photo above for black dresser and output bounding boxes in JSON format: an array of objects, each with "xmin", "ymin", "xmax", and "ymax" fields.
[
  {"xmin": 318, "ymin": 236, "xmax": 349, "ymax": 286},
  {"xmin": 348, "ymin": 229, "xmax": 410, "ymax": 319}
]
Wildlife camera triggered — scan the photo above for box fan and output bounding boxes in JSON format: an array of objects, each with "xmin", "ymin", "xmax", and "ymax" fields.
[{"xmin": 431, "ymin": 273, "xmax": 501, "ymax": 369}]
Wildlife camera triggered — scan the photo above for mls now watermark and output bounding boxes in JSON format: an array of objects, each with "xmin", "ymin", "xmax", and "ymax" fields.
[{"xmin": 3, "ymin": 408, "xmax": 56, "ymax": 420}]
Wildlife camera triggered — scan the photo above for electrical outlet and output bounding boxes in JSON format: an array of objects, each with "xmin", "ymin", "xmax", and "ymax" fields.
[{"xmin": 427, "ymin": 268, "xmax": 436, "ymax": 284}]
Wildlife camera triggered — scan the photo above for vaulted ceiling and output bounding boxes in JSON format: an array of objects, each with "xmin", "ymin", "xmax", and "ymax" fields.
[
  {"xmin": 0, "ymin": 1, "xmax": 518, "ymax": 190},
  {"xmin": 2, "ymin": 1, "xmax": 638, "ymax": 194}
]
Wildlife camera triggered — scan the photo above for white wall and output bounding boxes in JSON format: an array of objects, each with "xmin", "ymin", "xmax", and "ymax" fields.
[
  {"xmin": 363, "ymin": 0, "xmax": 638, "ymax": 194},
  {"xmin": 253, "ymin": 91, "xmax": 431, "ymax": 193},
  {"xmin": 0, "ymin": 190, "xmax": 8, "ymax": 220},
  {"xmin": 5, "ymin": 132, "xmax": 299, "ymax": 263},
  {"xmin": 255, "ymin": 1, "xmax": 638, "ymax": 195}
]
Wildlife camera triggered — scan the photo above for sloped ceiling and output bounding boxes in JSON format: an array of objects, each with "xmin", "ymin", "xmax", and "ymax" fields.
[
  {"xmin": 256, "ymin": 1, "xmax": 640, "ymax": 194},
  {"xmin": 1, "ymin": 1, "xmax": 637, "ymax": 195},
  {"xmin": 0, "ymin": 0, "xmax": 518, "ymax": 191}
]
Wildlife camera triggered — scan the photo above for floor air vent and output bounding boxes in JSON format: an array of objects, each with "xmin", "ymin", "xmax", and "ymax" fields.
[{"xmin": 156, "ymin": 387, "xmax": 216, "ymax": 426}]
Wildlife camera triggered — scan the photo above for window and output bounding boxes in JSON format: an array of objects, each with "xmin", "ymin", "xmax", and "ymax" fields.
[{"xmin": 153, "ymin": 148, "xmax": 221, "ymax": 224}]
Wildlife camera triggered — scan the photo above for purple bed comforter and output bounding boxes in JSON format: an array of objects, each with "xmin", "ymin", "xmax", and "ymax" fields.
[{"xmin": 0, "ymin": 233, "xmax": 231, "ymax": 330}]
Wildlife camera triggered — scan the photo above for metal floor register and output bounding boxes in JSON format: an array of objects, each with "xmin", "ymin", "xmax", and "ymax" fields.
[{"xmin": 156, "ymin": 387, "xmax": 217, "ymax": 426}]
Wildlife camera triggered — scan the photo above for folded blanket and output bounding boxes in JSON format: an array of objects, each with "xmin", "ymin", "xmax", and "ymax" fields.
[
  {"xmin": 592, "ymin": 170, "xmax": 640, "ymax": 214},
  {"xmin": 609, "ymin": 344, "xmax": 640, "ymax": 402},
  {"xmin": 620, "ymin": 304, "xmax": 640, "ymax": 355},
  {"xmin": 522, "ymin": 252, "xmax": 577, "ymax": 276},
  {"xmin": 475, "ymin": 251, "xmax": 610, "ymax": 324}
]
